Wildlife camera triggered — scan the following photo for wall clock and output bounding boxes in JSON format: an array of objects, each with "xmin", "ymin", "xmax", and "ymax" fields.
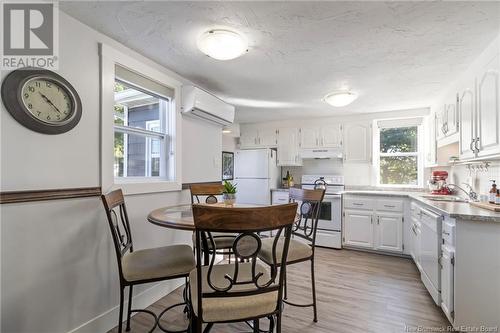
[{"xmin": 1, "ymin": 68, "xmax": 82, "ymax": 134}]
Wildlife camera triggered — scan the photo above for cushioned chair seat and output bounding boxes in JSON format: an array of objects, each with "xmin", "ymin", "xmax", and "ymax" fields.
[
  {"xmin": 192, "ymin": 233, "xmax": 237, "ymax": 250},
  {"xmin": 189, "ymin": 263, "xmax": 278, "ymax": 323},
  {"xmin": 122, "ymin": 244, "xmax": 195, "ymax": 282},
  {"xmin": 258, "ymin": 238, "xmax": 312, "ymax": 265}
]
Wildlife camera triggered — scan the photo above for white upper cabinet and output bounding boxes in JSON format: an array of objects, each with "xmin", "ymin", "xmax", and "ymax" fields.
[
  {"xmin": 343, "ymin": 122, "xmax": 372, "ymax": 163},
  {"xmin": 321, "ymin": 124, "xmax": 342, "ymax": 148},
  {"xmin": 437, "ymin": 95, "xmax": 459, "ymax": 142},
  {"xmin": 239, "ymin": 126, "xmax": 277, "ymax": 149},
  {"xmin": 458, "ymin": 53, "xmax": 500, "ymax": 160},
  {"xmin": 277, "ymin": 127, "xmax": 302, "ymax": 166},
  {"xmin": 458, "ymin": 87, "xmax": 476, "ymax": 160},
  {"xmin": 258, "ymin": 127, "xmax": 278, "ymax": 147},
  {"xmin": 424, "ymin": 113, "xmax": 437, "ymax": 167},
  {"xmin": 300, "ymin": 124, "xmax": 342, "ymax": 148},
  {"xmin": 445, "ymin": 101, "xmax": 459, "ymax": 136},
  {"xmin": 476, "ymin": 54, "xmax": 500, "ymax": 158},
  {"xmin": 300, "ymin": 127, "xmax": 320, "ymax": 148},
  {"xmin": 239, "ymin": 128, "xmax": 260, "ymax": 148}
]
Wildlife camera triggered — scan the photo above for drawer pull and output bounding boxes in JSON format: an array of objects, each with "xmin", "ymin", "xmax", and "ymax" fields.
[
  {"xmin": 384, "ymin": 204, "xmax": 396, "ymax": 208},
  {"xmin": 352, "ymin": 203, "xmax": 364, "ymax": 206}
]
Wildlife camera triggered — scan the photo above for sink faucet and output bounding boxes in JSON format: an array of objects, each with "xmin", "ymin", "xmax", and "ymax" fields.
[{"xmin": 446, "ymin": 183, "xmax": 478, "ymax": 202}]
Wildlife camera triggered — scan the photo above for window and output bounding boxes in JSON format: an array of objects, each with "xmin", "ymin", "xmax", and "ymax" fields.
[
  {"xmin": 113, "ymin": 77, "xmax": 171, "ymax": 180},
  {"xmin": 375, "ymin": 119, "xmax": 423, "ymax": 187},
  {"xmin": 101, "ymin": 43, "xmax": 182, "ymax": 194}
]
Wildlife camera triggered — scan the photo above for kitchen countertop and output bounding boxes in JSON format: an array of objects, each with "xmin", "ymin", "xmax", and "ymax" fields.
[
  {"xmin": 345, "ymin": 189, "xmax": 500, "ymax": 223},
  {"xmin": 271, "ymin": 188, "xmax": 291, "ymax": 192},
  {"xmin": 273, "ymin": 187, "xmax": 500, "ymax": 222}
]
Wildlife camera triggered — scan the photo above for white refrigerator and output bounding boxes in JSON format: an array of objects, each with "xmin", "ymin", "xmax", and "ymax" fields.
[{"xmin": 234, "ymin": 149, "xmax": 280, "ymax": 205}]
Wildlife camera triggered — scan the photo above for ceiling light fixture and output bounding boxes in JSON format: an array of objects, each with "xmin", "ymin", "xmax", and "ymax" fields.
[
  {"xmin": 324, "ymin": 91, "xmax": 358, "ymax": 107},
  {"xmin": 197, "ymin": 29, "xmax": 248, "ymax": 60},
  {"xmin": 222, "ymin": 129, "xmax": 232, "ymax": 134}
]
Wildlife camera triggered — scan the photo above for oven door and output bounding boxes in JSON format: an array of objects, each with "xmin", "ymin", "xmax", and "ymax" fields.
[{"xmin": 317, "ymin": 195, "xmax": 341, "ymax": 231}]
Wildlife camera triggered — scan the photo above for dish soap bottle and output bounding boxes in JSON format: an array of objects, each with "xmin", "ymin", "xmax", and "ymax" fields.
[
  {"xmin": 489, "ymin": 180, "xmax": 497, "ymax": 204},
  {"xmin": 496, "ymin": 190, "xmax": 500, "ymax": 205}
]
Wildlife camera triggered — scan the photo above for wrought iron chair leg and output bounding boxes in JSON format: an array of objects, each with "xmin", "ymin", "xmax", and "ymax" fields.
[
  {"xmin": 253, "ymin": 319, "xmax": 260, "ymax": 333},
  {"xmin": 268, "ymin": 315, "xmax": 275, "ymax": 333},
  {"xmin": 126, "ymin": 285, "xmax": 133, "ymax": 331},
  {"xmin": 283, "ymin": 267, "xmax": 288, "ymax": 300},
  {"xmin": 276, "ymin": 313, "xmax": 282, "ymax": 333},
  {"xmin": 311, "ymin": 258, "xmax": 318, "ymax": 323},
  {"xmin": 118, "ymin": 287, "xmax": 125, "ymax": 333},
  {"xmin": 202, "ymin": 322, "xmax": 213, "ymax": 333}
]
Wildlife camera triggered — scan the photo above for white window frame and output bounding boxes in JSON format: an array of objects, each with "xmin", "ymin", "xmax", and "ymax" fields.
[
  {"xmin": 100, "ymin": 43, "xmax": 182, "ymax": 194},
  {"xmin": 374, "ymin": 119, "xmax": 424, "ymax": 188},
  {"xmin": 145, "ymin": 119, "xmax": 161, "ymax": 177}
]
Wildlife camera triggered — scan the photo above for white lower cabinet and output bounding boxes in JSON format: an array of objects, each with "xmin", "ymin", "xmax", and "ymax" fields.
[
  {"xmin": 343, "ymin": 195, "xmax": 404, "ymax": 254},
  {"xmin": 344, "ymin": 210, "xmax": 374, "ymax": 248},
  {"xmin": 375, "ymin": 213, "xmax": 403, "ymax": 252},
  {"xmin": 271, "ymin": 190, "xmax": 289, "ymax": 205},
  {"xmin": 441, "ymin": 245, "xmax": 455, "ymax": 323}
]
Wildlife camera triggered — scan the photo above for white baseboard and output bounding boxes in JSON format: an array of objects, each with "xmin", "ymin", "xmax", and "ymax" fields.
[{"xmin": 68, "ymin": 280, "xmax": 184, "ymax": 333}]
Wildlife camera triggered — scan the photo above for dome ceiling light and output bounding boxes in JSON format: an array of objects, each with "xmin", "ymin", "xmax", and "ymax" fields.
[
  {"xmin": 197, "ymin": 29, "xmax": 248, "ymax": 60},
  {"xmin": 324, "ymin": 91, "xmax": 358, "ymax": 107}
]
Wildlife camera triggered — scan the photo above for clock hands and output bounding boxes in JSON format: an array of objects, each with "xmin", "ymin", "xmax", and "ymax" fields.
[{"xmin": 38, "ymin": 92, "xmax": 62, "ymax": 114}]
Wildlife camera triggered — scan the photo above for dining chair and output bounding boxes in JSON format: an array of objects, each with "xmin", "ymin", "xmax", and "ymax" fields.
[
  {"xmin": 257, "ymin": 187, "xmax": 325, "ymax": 322},
  {"xmin": 102, "ymin": 189, "xmax": 196, "ymax": 333},
  {"xmin": 190, "ymin": 184, "xmax": 236, "ymax": 264},
  {"xmin": 190, "ymin": 203, "xmax": 298, "ymax": 333}
]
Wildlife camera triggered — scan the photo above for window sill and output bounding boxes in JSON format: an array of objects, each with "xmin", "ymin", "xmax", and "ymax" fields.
[{"xmin": 112, "ymin": 179, "xmax": 182, "ymax": 195}]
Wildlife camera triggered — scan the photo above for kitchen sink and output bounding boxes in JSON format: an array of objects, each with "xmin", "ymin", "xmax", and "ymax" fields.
[{"xmin": 420, "ymin": 195, "xmax": 468, "ymax": 203}]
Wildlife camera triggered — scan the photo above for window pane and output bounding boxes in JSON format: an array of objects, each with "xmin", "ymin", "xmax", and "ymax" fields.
[
  {"xmin": 114, "ymin": 132, "xmax": 163, "ymax": 178},
  {"xmin": 114, "ymin": 80, "xmax": 165, "ymax": 132},
  {"xmin": 380, "ymin": 126, "xmax": 417, "ymax": 153},
  {"xmin": 114, "ymin": 132, "xmax": 124, "ymax": 177},
  {"xmin": 380, "ymin": 156, "xmax": 418, "ymax": 185}
]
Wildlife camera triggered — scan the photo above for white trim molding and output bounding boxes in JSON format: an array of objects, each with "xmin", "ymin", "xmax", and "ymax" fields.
[{"xmin": 99, "ymin": 43, "xmax": 182, "ymax": 195}]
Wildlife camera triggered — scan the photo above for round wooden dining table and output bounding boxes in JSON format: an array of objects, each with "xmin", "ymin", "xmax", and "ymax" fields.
[
  {"xmin": 147, "ymin": 202, "xmax": 274, "ymax": 265},
  {"xmin": 147, "ymin": 202, "xmax": 265, "ymax": 231}
]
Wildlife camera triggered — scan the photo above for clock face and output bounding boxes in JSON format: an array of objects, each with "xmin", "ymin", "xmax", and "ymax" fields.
[{"xmin": 21, "ymin": 77, "xmax": 74, "ymax": 125}]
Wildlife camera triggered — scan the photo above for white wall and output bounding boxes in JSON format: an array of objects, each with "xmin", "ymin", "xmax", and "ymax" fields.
[
  {"xmin": 222, "ymin": 135, "xmax": 237, "ymax": 152},
  {"xmin": 1, "ymin": 12, "xmax": 221, "ymax": 333}
]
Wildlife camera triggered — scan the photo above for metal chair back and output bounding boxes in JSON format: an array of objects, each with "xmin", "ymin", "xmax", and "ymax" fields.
[
  {"xmin": 191, "ymin": 203, "xmax": 297, "ymax": 320},
  {"xmin": 288, "ymin": 187, "xmax": 325, "ymax": 248},
  {"xmin": 101, "ymin": 189, "xmax": 133, "ymax": 281}
]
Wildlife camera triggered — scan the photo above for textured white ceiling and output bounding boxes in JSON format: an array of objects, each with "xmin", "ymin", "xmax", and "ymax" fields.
[{"xmin": 60, "ymin": 1, "xmax": 500, "ymax": 123}]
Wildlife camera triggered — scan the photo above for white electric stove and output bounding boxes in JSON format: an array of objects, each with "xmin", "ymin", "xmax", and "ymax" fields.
[{"xmin": 301, "ymin": 175, "xmax": 344, "ymax": 249}]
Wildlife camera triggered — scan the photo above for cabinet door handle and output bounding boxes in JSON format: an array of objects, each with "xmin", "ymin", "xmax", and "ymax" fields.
[
  {"xmin": 475, "ymin": 137, "xmax": 480, "ymax": 153},
  {"xmin": 377, "ymin": 216, "xmax": 380, "ymax": 225},
  {"xmin": 470, "ymin": 139, "xmax": 475, "ymax": 152},
  {"xmin": 370, "ymin": 216, "xmax": 373, "ymax": 224},
  {"xmin": 443, "ymin": 231, "xmax": 450, "ymax": 236}
]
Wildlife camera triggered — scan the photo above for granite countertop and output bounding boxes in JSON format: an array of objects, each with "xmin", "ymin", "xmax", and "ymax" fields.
[
  {"xmin": 345, "ymin": 189, "xmax": 500, "ymax": 223},
  {"xmin": 271, "ymin": 188, "xmax": 291, "ymax": 192},
  {"xmin": 273, "ymin": 186, "xmax": 500, "ymax": 222}
]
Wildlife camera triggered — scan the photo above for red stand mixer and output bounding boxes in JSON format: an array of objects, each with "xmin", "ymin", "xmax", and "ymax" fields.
[{"xmin": 428, "ymin": 171, "xmax": 452, "ymax": 195}]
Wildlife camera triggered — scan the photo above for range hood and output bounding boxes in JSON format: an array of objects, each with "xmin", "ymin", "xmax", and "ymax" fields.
[{"xmin": 301, "ymin": 148, "xmax": 343, "ymax": 159}]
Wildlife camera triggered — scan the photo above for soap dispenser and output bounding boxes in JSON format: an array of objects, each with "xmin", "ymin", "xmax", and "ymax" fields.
[{"xmin": 489, "ymin": 180, "xmax": 497, "ymax": 204}]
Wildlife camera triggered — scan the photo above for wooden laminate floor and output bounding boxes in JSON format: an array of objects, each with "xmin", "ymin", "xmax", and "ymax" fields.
[{"xmin": 108, "ymin": 248, "xmax": 450, "ymax": 333}]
